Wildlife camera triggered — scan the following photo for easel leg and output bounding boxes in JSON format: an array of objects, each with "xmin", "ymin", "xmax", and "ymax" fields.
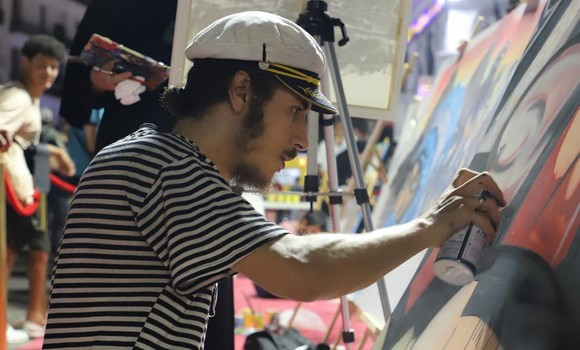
[
  {"xmin": 357, "ymin": 329, "xmax": 371, "ymax": 350},
  {"xmin": 323, "ymin": 304, "xmax": 341, "ymax": 344}
]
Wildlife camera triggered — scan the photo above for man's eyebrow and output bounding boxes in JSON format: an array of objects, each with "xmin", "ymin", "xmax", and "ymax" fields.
[
  {"xmin": 299, "ymin": 100, "xmax": 311, "ymax": 110},
  {"xmin": 288, "ymin": 91, "xmax": 311, "ymax": 110}
]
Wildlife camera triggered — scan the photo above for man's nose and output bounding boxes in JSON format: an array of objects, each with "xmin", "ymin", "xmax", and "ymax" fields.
[
  {"xmin": 294, "ymin": 119, "xmax": 309, "ymax": 151},
  {"xmin": 47, "ymin": 66, "xmax": 58, "ymax": 76}
]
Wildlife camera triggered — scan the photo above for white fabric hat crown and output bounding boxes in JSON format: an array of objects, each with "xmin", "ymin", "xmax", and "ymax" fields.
[{"xmin": 185, "ymin": 11, "xmax": 337, "ymax": 114}]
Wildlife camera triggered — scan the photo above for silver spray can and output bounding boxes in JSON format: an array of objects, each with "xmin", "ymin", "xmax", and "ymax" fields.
[
  {"xmin": 433, "ymin": 223, "xmax": 487, "ymax": 286},
  {"xmin": 434, "ymin": 189, "xmax": 491, "ymax": 286}
]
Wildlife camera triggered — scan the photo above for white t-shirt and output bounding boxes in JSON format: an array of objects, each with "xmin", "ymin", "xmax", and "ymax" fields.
[{"xmin": 0, "ymin": 81, "xmax": 41, "ymax": 204}]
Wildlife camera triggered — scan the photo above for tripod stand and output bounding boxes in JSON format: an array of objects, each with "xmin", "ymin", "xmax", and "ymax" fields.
[{"xmin": 297, "ymin": 1, "xmax": 392, "ymax": 347}]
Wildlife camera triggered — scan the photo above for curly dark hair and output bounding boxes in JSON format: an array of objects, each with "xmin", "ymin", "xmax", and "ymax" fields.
[
  {"xmin": 21, "ymin": 34, "xmax": 66, "ymax": 64},
  {"xmin": 161, "ymin": 59, "xmax": 284, "ymax": 120}
]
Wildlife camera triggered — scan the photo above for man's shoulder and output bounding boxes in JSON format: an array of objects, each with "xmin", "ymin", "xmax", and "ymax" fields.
[
  {"xmin": 131, "ymin": 124, "xmax": 187, "ymax": 150},
  {"xmin": 0, "ymin": 81, "xmax": 30, "ymax": 102},
  {"xmin": 0, "ymin": 81, "xmax": 37, "ymax": 123},
  {"xmin": 100, "ymin": 124, "xmax": 199, "ymax": 164}
]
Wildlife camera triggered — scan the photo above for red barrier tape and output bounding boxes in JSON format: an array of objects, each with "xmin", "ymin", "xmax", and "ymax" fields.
[
  {"xmin": 49, "ymin": 173, "xmax": 77, "ymax": 194},
  {"xmin": 4, "ymin": 171, "xmax": 40, "ymax": 217}
]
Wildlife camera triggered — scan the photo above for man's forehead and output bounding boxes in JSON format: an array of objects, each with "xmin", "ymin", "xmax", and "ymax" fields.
[
  {"xmin": 31, "ymin": 53, "xmax": 61, "ymax": 64},
  {"xmin": 278, "ymin": 86, "xmax": 312, "ymax": 110}
]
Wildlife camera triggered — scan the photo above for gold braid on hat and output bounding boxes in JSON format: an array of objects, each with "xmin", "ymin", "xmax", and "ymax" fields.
[{"xmin": 259, "ymin": 43, "xmax": 320, "ymax": 86}]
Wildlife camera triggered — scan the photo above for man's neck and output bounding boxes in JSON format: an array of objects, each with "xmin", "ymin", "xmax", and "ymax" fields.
[
  {"xmin": 173, "ymin": 109, "xmax": 238, "ymax": 181},
  {"xmin": 19, "ymin": 78, "xmax": 43, "ymax": 100}
]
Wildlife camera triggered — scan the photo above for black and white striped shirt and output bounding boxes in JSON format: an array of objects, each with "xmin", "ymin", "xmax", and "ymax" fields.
[{"xmin": 44, "ymin": 124, "xmax": 288, "ymax": 349}]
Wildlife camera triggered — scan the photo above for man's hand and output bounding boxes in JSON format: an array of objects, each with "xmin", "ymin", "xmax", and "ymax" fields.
[
  {"xmin": 90, "ymin": 61, "xmax": 133, "ymax": 93},
  {"xmin": 47, "ymin": 144, "xmax": 76, "ymax": 177},
  {"xmin": 417, "ymin": 168, "xmax": 506, "ymax": 247},
  {"xmin": 0, "ymin": 129, "xmax": 11, "ymax": 152}
]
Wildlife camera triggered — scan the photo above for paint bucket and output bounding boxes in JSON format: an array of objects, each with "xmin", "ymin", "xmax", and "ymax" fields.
[{"xmin": 434, "ymin": 223, "xmax": 487, "ymax": 286}]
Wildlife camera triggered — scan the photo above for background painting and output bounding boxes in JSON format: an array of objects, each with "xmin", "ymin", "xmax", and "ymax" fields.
[
  {"xmin": 372, "ymin": 2, "xmax": 546, "ymax": 228},
  {"xmin": 370, "ymin": 0, "xmax": 579, "ymax": 348},
  {"xmin": 348, "ymin": 1, "xmax": 549, "ymax": 329}
]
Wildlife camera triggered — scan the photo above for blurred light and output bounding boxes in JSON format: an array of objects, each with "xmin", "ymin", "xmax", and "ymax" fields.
[
  {"xmin": 444, "ymin": 9, "xmax": 477, "ymax": 52},
  {"xmin": 408, "ymin": 0, "xmax": 446, "ymax": 43}
]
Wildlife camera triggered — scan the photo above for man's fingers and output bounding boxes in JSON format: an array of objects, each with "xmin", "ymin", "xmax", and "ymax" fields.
[
  {"xmin": 434, "ymin": 170, "xmax": 506, "ymax": 248},
  {"xmin": 451, "ymin": 168, "xmax": 478, "ymax": 188},
  {"xmin": 438, "ymin": 196, "xmax": 501, "ymax": 246},
  {"xmin": 0, "ymin": 130, "xmax": 11, "ymax": 152},
  {"xmin": 101, "ymin": 60, "xmax": 116, "ymax": 70},
  {"xmin": 452, "ymin": 172, "xmax": 506, "ymax": 207},
  {"xmin": 112, "ymin": 71, "xmax": 133, "ymax": 84},
  {"xmin": 470, "ymin": 210, "xmax": 498, "ymax": 245},
  {"xmin": 450, "ymin": 169, "xmax": 506, "ymax": 207},
  {"xmin": 460, "ymin": 197, "xmax": 500, "ymax": 245},
  {"xmin": 479, "ymin": 197, "xmax": 501, "ymax": 230},
  {"xmin": 456, "ymin": 196, "xmax": 501, "ymax": 230},
  {"xmin": 0, "ymin": 140, "xmax": 9, "ymax": 152},
  {"xmin": 476, "ymin": 172, "xmax": 506, "ymax": 206},
  {"xmin": 91, "ymin": 63, "xmax": 133, "ymax": 90}
]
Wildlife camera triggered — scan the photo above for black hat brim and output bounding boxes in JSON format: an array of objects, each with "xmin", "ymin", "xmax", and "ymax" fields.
[{"xmin": 274, "ymin": 75, "xmax": 337, "ymax": 114}]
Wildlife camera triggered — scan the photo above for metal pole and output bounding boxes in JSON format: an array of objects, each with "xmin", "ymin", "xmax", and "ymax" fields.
[
  {"xmin": 324, "ymin": 43, "xmax": 392, "ymax": 322},
  {"xmin": 319, "ymin": 83, "xmax": 355, "ymax": 349},
  {"xmin": 296, "ymin": 2, "xmax": 394, "ymax": 344},
  {"xmin": 0, "ymin": 158, "xmax": 7, "ymax": 350}
]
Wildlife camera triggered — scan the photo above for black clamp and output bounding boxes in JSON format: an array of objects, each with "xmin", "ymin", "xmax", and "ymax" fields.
[
  {"xmin": 328, "ymin": 191, "xmax": 343, "ymax": 205},
  {"xmin": 354, "ymin": 188, "xmax": 370, "ymax": 205},
  {"xmin": 342, "ymin": 329, "xmax": 355, "ymax": 343}
]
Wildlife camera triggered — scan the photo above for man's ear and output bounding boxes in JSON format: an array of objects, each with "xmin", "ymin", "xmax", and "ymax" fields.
[
  {"xmin": 229, "ymin": 71, "xmax": 252, "ymax": 114},
  {"xmin": 21, "ymin": 56, "xmax": 31, "ymax": 70}
]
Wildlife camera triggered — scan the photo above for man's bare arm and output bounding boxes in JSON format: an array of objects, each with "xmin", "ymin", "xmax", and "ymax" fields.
[{"xmin": 233, "ymin": 169, "xmax": 505, "ymax": 301}]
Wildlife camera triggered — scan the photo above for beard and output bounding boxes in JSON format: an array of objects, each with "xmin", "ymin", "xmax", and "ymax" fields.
[
  {"xmin": 230, "ymin": 162, "xmax": 274, "ymax": 195},
  {"xmin": 230, "ymin": 97, "xmax": 273, "ymax": 195},
  {"xmin": 230, "ymin": 93, "xmax": 299, "ymax": 195}
]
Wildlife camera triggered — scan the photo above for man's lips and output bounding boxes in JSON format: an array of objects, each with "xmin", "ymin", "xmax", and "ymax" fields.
[{"xmin": 278, "ymin": 149, "xmax": 297, "ymax": 171}]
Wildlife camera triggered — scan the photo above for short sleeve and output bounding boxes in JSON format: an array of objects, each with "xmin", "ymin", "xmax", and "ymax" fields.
[
  {"xmin": 0, "ymin": 84, "xmax": 38, "ymax": 140},
  {"xmin": 136, "ymin": 158, "xmax": 288, "ymax": 295}
]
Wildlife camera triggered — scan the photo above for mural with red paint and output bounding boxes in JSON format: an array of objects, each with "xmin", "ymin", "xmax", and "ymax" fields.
[{"xmin": 379, "ymin": 1, "xmax": 580, "ymax": 349}]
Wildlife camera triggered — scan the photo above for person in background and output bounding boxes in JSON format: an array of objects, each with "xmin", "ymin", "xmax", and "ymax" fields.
[
  {"xmin": 38, "ymin": 107, "xmax": 75, "ymax": 257},
  {"xmin": 0, "ymin": 34, "xmax": 74, "ymax": 343},
  {"xmin": 317, "ymin": 115, "xmax": 370, "ymax": 186},
  {"xmin": 296, "ymin": 211, "xmax": 329, "ymax": 235},
  {"xmin": 65, "ymin": 107, "xmax": 103, "ymax": 185},
  {"xmin": 335, "ymin": 116, "xmax": 371, "ymax": 186},
  {"xmin": 58, "ymin": 1, "xmax": 234, "ymax": 347},
  {"xmin": 44, "ymin": 12, "xmax": 505, "ymax": 350},
  {"xmin": 60, "ymin": 0, "xmax": 177, "ymax": 153}
]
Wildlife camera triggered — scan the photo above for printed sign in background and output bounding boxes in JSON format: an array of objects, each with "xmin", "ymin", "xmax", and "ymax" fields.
[{"xmin": 173, "ymin": 0, "xmax": 411, "ymax": 120}]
